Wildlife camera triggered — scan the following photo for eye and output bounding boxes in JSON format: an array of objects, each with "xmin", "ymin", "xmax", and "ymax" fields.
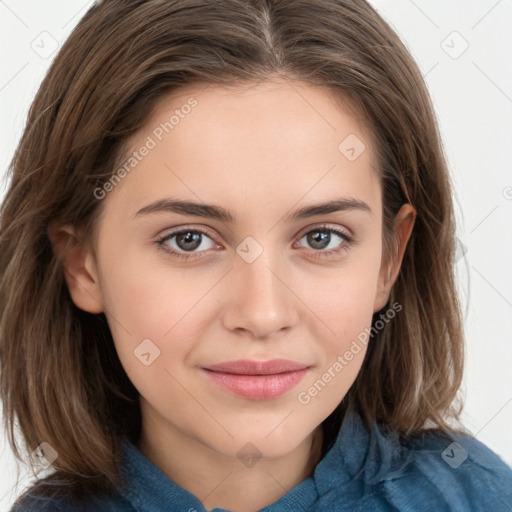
[
  {"xmin": 155, "ymin": 224, "xmax": 354, "ymax": 261},
  {"xmin": 156, "ymin": 227, "xmax": 219, "ymax": 260},
  {"xmin": 295, "ymin": 225, "xmax": 353, "ymax": 258}
]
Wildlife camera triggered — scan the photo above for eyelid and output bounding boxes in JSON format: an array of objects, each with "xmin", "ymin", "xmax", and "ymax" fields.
[
  {"xmin": 294, "ymin": 222, "xmax": 353, "ymax": 241},
  {"xmin": 157, "ymin": 224, "xmax": 219, "ymax": 242}
]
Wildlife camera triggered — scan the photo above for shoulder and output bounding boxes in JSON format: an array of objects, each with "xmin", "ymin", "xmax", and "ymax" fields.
[
  {"xmin": 315, "ymin": 411, "xmax": 512, "ymax": 510},
  {"xmin": 10, "ymin": 494, "xmax": 80, "ymax": 512},
  {"xmin": 9, "ymin": 480, "xmax": 135, "ymax": 512},
  {"xmin": 395, "ymin": 428, "xmax": 512, "ymax": 509},
  {"xmin": 338, "ymin": 412, "xmax": 512, "ymax": 510},
  {"xmin": 10, "ymin": 494, "xmax": 135, "ymax": 512}
]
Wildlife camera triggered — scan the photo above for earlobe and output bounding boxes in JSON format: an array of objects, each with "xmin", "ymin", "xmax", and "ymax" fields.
[
  {"xmin": 374, "ymin": 204, "xmax": 416, "ymax": 312},
  {"xmin": 48, "ymin": 223, "xmax": 104, "ymax": 314}
]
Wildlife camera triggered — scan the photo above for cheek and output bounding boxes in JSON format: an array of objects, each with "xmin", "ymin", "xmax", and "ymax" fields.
[
  {"xmin": 300, "ymin": 250, "xmax": 381, "ymax": 342},
  {"xmin": 294, "ymin": 268, "xmax": 379, "ymax": 416},
  {"xmin": 99, "ymin": 270, "xmax": 198, "ymax": 409},
  {"xmin": 293, "ymin": 246, "xmax": 381, "ymax": 400},
  {"xmin": 98, "ymin": 250, "xmax": 225, "ymax": 380},
  {"xmin": 101, "ymin": 240, "xmax": 214, "ymax": 335}
]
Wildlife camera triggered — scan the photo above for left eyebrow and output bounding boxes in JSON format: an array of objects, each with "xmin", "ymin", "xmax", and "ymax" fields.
[
  {"xmin": 131, "ymin": 197, "xmax": 372, "ymax": 222},
  {"xmin": 282, "ymin": 198, "xmax": 372, "ymax": 222}
]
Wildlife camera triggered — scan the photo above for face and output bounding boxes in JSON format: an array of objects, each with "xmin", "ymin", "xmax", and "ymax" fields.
[{"xmin": 59, "ymin": 78, "xmax": 411, "ymax": 462}]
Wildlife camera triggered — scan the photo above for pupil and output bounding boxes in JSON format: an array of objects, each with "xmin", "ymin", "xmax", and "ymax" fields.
[
  {"xmin": 308, "ymin": 231, "xmax": 330, "ymax": 249},
  {"xmin": 177, "ymin": 232, "xmax": 201, "ymax": 251}
]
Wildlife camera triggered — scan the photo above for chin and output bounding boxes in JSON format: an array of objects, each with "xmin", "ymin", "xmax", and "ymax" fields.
[{"xmin": 215, "ymin": 422, "xmax": 312, "ymax": 461}]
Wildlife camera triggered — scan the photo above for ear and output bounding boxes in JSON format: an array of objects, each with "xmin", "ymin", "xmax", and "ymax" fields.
[
  {"xmin": 374, "ymin": 204, "xmax": 416, "ymax": 312},
  {"xmin": 48, "ymin": 223, "xmax": 104, "ymax": 314}
]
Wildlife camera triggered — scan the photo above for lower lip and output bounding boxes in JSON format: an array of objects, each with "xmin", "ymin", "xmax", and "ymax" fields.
[{"xmin": 201, "ymin": 368, "xmax": 309, "ymax": 400}]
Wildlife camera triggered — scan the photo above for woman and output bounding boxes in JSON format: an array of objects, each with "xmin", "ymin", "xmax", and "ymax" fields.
[{"xmin": 1, "ymin": 1, "xmax": 511, "ymax": 510}]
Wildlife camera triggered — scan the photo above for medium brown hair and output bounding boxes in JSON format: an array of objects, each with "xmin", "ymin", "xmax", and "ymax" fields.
[{"xmin": 0, "ymin": 0, "xmax": 464, "ymax": 503}]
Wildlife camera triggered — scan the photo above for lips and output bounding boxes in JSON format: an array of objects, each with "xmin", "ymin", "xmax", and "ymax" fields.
[
  {"xmin": 201, "ymin": 359, "xmax": 310, "ymax": 400},
  {"xmin": 203, "ymin": 358, "xmax": 310, "ymax": 375}
]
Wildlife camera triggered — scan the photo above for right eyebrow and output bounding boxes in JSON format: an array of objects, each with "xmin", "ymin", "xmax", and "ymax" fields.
[{"xmin": 131, "ymin": 199, "xmax": 234, "ymax": 222}]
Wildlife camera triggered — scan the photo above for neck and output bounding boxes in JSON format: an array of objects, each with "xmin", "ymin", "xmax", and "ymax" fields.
[{"xmin": 137, "ymin": 417, "xmax": 324, "ymax": 512}]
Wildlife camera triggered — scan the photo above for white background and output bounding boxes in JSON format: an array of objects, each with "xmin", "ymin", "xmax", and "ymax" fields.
[{"xmin": 1, "ymin": 0, "xmax": 511, "ymax": 509}]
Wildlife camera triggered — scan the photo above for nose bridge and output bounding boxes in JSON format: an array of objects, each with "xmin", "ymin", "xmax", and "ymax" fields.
[
  {"xmin": 239, "ymin": 240, "xmax": 279, "ymax": 296},
  {"xmin": 224, "ymin": 235, "xmax": 298, "ymax": 337}
]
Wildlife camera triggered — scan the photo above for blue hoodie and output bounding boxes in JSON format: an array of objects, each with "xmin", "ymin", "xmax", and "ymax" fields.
[{"xmin": 10, "ymin": 410, "xmax": 512, "ymax": 511}]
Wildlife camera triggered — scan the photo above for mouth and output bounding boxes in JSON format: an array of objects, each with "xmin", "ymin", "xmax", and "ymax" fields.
[
  {"xmin": 203, "ymin": 358, "xmax": 310, "ymax": 375},
  {"xmin": 201, "ymin": 359, "xmax": 311, "ymax": 400}
]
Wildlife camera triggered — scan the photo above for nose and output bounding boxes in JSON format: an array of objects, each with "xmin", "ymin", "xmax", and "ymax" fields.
[{"xmin": 221, "ymin": 244, "xmax": 300, "ymax": 340}]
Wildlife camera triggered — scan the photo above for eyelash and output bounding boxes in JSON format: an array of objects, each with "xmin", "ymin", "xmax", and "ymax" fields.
[{"xmin": 155, "ymin": 224, "xmax": 354, "ymax": 261}]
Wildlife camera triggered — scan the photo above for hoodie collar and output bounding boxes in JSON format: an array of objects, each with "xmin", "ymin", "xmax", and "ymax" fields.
[{"xmin": 119, "ymin": 410, "xmax": 412, "ymax": 511}]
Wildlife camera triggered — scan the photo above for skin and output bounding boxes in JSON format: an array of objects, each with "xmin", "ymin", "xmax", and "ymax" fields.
[{"xmin": 50, "ymin": 77, "xmax": 415, "ymax": 512}]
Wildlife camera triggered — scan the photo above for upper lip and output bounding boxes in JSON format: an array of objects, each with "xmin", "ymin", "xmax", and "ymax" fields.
[{"xmin": 202, "ymin": 359, "xmax": 310, "ymax": 375}]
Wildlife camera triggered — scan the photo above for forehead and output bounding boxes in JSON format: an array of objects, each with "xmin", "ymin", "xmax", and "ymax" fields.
[
  {"xmin": 142, "ymin": 78, "xmax": 373, "ymax": 149},
  {"xmin": 102, "ymin": 79, "xmax": 380, "ymax": 222}
]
